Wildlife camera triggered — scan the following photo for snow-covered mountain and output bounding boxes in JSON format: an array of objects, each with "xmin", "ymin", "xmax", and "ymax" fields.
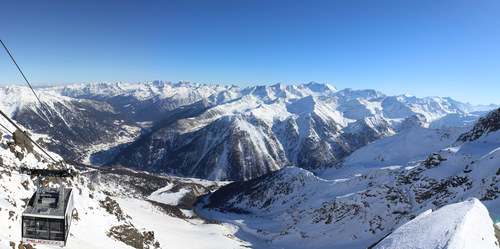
[
  {"xmin": 320, "ymin": 114, "xmax": 469, "ymax": 179},
  {"xmin": 0, "ymin": 86, "xmax": 141, "ymax": 163},
  {"xmin": 53, "ymin": 81, "xmax": 238, "ymax": 122},
  {"xmin": 89, "ymin": 82, "xmax": 485, "ymax": 181},
  {"xmin": 1, "ymin": 82, "xmax": 493, "ymax": 181},
  {"xmin": 200, "ymin": 108, "xmax": 500, "ymax": 248}
]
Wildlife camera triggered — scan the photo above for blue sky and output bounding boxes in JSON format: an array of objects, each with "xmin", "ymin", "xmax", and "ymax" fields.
[{"xmin": 0, "ymin": 0, "xmax": 499, "ymax": 105}]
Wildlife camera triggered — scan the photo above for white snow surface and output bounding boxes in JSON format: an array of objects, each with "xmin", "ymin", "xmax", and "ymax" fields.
[
  {"xmin": 375, "ymin": 198, "xmax": 498, "ymax": 249},
  {"xmin": 321, "ymin": 124, "xmax": 469, "ymax": 179},
  {"xmin": 0, "ymin": 85, "xmax": 77, "ymax": 117},
  {"xmin": 147, "ymin": 183, "xmax": 190, "ymax": 206}
]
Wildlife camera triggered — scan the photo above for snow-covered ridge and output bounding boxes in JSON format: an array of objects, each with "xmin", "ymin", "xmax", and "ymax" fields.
[
  {"xmin": 375, "ymin": 198, "xmax": 499, "ymax": 249},
  {"xmin": 457, "ymin": 108, "xmax": 500, "ymax": 142},
  {"xmin": 54, "ymin": 80, "xmax": 233, "ymax": 102},
  {"xmin": 0, "ymin": 85, "xmax": 77, "ymax": 117},
  {"xmin": 52, "ymin": 81, "xmax": 494, "ymax": 120}
]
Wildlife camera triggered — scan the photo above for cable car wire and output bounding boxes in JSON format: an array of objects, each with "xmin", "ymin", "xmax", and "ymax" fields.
[
  {"xmin": 1, "ymin": 40, "xmax": 43, "ymax": 106},
  {"xmin": 0, "ymin": 39, "xmax": 66, "ymax": 167},
  {"xmin": 0, "ymin": 120, "xmax": 13, "ymax": 134},
  {"xmin": 0, "ymin": 109, "xmax": 60, "ymax": 164}
]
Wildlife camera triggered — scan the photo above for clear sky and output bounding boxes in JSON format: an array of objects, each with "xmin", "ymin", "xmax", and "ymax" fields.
[{"xmin": 0, "ymin": 0, "xmax": 499, "ymax": 105}]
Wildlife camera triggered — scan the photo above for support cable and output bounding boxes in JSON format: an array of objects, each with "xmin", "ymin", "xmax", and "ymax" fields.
[
  {"xmin": 0, "ymin": 40, "xmax": 43, "ymax": 106},
  {"xmin": 0, "ymin": 39, "xmax": 52, "ymax": 117},
  {"xmin": 0, "ymin": 39, "xmax": 70, "ymax": 171},
  {"xmin": 0, "ymin": 120, "xmax": 13, "ymax": 134}
]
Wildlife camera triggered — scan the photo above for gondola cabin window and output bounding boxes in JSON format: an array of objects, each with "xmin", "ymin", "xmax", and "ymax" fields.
[
  {"xmin": 22, "ymin": 217, "xmax": 65, "ymax": 241},
  {"xmin": 20, "ymin": 168, "xmax": 73, "ymax": 246}
]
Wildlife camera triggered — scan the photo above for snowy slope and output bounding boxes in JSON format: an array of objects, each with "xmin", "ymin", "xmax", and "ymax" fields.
[
  {"xmin": 0, "ymin": 117, "xmax": 247, "ymax": 249},
  {"xmin": 374, "ymin": 198, "xmax": 498, "ymax": 249},
  {"xmin": 2, "ymin": 84, "xmax": 500, "ymax": 248},
  {"xmin": 321, "ymin": 114, "xmax": 469, "ymax": 179},
  {"xmin": 200, "ymin": 108, "xmax": 500, "ymax": 248}
]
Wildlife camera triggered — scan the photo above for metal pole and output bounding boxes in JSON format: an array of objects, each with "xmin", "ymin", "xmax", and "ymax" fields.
[{"xmin": 36, "ymin": 177, "xmax": 41, "ymax": 203}]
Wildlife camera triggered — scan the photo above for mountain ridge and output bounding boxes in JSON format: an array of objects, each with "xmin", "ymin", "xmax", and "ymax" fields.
[
  {"xmin": 83, "ymin": 81, "xmax": 487, "ymax": 180},
  {"xmin": 1, "ymin": 82, "xmax": 496, "ymax": 180}
]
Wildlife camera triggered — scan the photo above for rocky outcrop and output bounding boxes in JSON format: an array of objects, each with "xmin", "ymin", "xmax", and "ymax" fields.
[{"xmin": 458, "ymin": 108, "xmax": 500, "ymax": 142}]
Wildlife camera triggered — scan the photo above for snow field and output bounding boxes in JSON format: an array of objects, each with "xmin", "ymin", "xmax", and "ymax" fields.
[{"xmin": 375, "ymin": 198, "xmax": 498, "ymax": 249}]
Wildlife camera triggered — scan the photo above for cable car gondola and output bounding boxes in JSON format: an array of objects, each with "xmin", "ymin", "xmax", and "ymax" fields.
[{"xmin": 20, "ymin": 167, "xmax": 74, "ymax": 246}]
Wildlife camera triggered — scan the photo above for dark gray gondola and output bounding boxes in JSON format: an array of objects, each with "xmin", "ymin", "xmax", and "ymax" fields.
[{"xmin": 20, "ymin": 167, "xmax": 74, "ymax": 246}]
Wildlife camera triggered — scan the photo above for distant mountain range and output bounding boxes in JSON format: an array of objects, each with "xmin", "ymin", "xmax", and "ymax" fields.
[{"xmin": 1, "ymin": 81, "xmax": 497, "ymax": 180}]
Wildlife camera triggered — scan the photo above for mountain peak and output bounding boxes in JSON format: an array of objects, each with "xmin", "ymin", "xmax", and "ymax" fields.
[
  {"xmin": 302, "ymin": 82, "xmax": 338, "ymax": 93},
  {"xmin": 338, "ymin": 88, "xmax": 385, "ymax": 100},
  {"xmin": 399, "ymin": 114, "xmax": 429, "ymax": 131}
]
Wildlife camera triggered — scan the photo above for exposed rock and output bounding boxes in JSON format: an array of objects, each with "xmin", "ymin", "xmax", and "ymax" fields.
[
  {"xmin": 422, "ymin": 153, "xmax": 447, "ymax": 169},
  {"xmin": 12, "ymin": 130, "xmax": 33, "ymax": 153},
  {"xmin": 107, "ymin": 222, "xmax": 160, "ymax": 249},
  {"xmin": 458, "ymin": 108, "xmax": 500, "ymax": 142},
  {"xmin": 99, "ymin": 196, "xmax": 126, "ymax": 221}
]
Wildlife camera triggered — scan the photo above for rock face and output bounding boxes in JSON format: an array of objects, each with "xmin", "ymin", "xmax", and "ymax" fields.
[
  {"xmin": 12, "ymin": 130, "xmax": 33, "ymax": 153},
  {"xmin": 458, "ymin": 107, "xmax": 500, "ymax": 142}
]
